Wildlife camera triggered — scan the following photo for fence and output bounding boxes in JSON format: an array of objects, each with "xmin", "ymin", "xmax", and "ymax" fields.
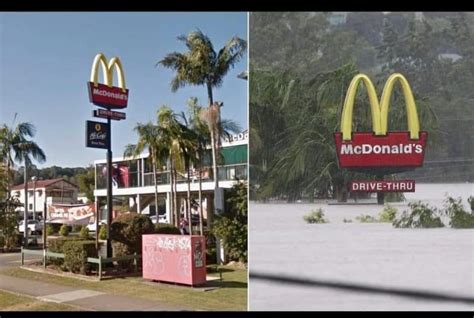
[{"xmin": 21, "ymin": 247, "xmax": 142, "ymax": 280}]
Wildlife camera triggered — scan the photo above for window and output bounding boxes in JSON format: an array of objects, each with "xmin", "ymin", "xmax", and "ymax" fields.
[{"xmin": 29, "ymin": 204, "xmax": 33, "ymax": 210}]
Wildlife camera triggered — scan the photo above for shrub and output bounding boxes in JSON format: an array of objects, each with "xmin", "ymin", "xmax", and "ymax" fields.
[
  {"xmin": 79, "ymin": 226, "xmax": 90, "ymax": 239},
  {"xmin": 0, "ymin": 196, "xmax": 22, "ymax": 250},
  {"xmin": 112, "ymin": 241, "xmax": 134, "ymax": 270},
  {"xmin": 343, "ymin": 218, "xmax": 352, "ymax": 223},
  {"xmin": 303, "ymin": 209, "xmax": 328, "ymax": 224},
  {"xmin": 155, "ymin": 224, "xmax": 181, "ymax": 234},
  {"xmin": 355, "ymin": 214, "xmax": 378, "ymax": 223},
  {"xmin": 443, "ymin": 196, "xmax": 474, "ymax": 229},
  {"xmin": 393, "ymin": 201, "xmax": 444, "ymax": 228},
  {"xmin": 72, "ymin": 225, "xmax": 82, "ymax": 233},
  {"xmin": 110, "ymin": 213, "xmax": 155, "ymax": 254},
  {"xmin": 62, "ymin": 240, "xmax": 97, "ymax": 274},
  {"xmin": 99, "ymin": 224, "xmax": 107, "ymax": 240},
  {"xmin": 468, "ymin": 196, "xmax": 474, "ymax": 212},
  {"xmin": 59, "ymin": 224, "xmax": 70, "ymax": 237},
  {"xmin": 47, "ymin": 237, "xmax": 88, "ymax": 267},
  {"xmin": 46, "ymin": 225, "xmax": 55, "ymax": 236},
  {"xmin": 0, "ymin": 235, "xmax": 5, "ymax": 249},
  {"xmin": 379, "ymin": 205, "xmax": 398, "ymax": 223},
  {"xmin": 212, "ymin": 182, "xmax": 248, "ymax": 263}
]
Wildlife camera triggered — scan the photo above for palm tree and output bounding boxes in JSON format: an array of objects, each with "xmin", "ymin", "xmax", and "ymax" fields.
[
  {"xmin": 124, "ymin": 122, "xmax": 166, "ymax": 219},
  {"xmin": 186, "ymin": 98, "xmax": 210, "ymax": 235},
  {"xmin": 0, "ymin": 121, "xmax": 46, "ymax": 197},
  {"xmin": 157, "ymin": 29, "xmax": 247, "ymax": 105},
  {"xmin": 157, "ymin": 106, "xmax": 186, "ymax": 227},
  {"xmin": 158, "ymin": 30, "xmax": 247, "ymax": 226}
]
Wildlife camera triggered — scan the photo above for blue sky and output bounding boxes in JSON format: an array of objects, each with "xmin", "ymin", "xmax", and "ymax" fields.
[{"xmin": 0, "ymin": 12, "xmax": 248, "ymax": 168}]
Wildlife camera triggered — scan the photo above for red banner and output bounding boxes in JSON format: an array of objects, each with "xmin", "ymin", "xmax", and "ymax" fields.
[
  {"xmin": 88, "ymin": 82, "xmax": 129, "ymax": 109},
  {"xmin": 334, "ymin": 131, "xmax": 427, "ymax": 170},
  {"xmin": 349, "ymin": 180, "xmax": 415, "ymax": 192}
]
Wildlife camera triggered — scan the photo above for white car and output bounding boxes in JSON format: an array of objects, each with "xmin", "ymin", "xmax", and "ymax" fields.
[
  {"xmin": 18, "ymin": 220, "xmax": 43, "ymax": 234},
  {"xmin": 87, "ymin": 220, "xmax": 107, "ymax": 232},
  {"xmin": 149, "ymin": 215, "xmax": 167, "ymax": 224}
]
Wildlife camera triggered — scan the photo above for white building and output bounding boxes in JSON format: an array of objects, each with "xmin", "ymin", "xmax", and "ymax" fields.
[
  {"xmin": 10, "ymin": 178, "xmax": 79, "ymax": 219},
  {"xmin": 93, "ymin": 131, "xmax": 248, "ymax": 225}
]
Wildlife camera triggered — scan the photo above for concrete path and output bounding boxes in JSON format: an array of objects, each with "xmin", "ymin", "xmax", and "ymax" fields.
[{"xmin": 0, "ymin": 273, "xmax": 188, "ymax": 311}]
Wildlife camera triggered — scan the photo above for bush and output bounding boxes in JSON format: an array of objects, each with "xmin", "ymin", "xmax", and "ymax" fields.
[
  {"xmin": 355, "ymin": 214, "xmax": 378, "ymax": 223},
  {"xmin": 443, "ymin": 196, "xmax": 474, "ymax": 229},
  {"xmin": 0, "ymin": 235, "xmax": 5, "ymax": 249},
  {"xmin": 99, "ymin": 224, "xmax": 107, "ymax": 240},
  {"xmin": 79, "ymin": 226, "xmax": 90, "ymax": 239},
  {"xmin": 46, "ymin": 225, "xmax": 55, "ymax": 236},
  {"xmin": 155, "ymin": 224, "xmax": 181, "ymax": 234},
  {"xmin": 343, "ymin": 218, "xmax": 352, "ymax": 223},
  {"xmin": 393, "ymin": 201, "xmax": 444, "ymax": 228},
  {"xmin": 378, "ymin": 206, "xmax": 398, "ymax": 223},
  {"xmin": 112, "ymin": 241, "xmax": 134, "ymax": 270},
  {"xmin": 72, "ymin": 225, "xmax": 82, "ymax": 233},
  {"xmin": 62, "ymin": 240, "xmax": 97, "ymax": 274},
  {"xmin": 0, "ymin": 196, "xmax": 22, "ymax": 250},
  {"xmin": 212, "ymin": 182, "xmax": 248, "ymax": 263},
  {"xmin": 59, "ymin": 224, "xmax": 70, "ymax": 237},
  {"xmin": 110, "ymin": 213, "xmax": 155, "ymax": 255},
  {"xmin": 47, "ymin": 237, "xmax": 89, "ymax": 267},
  {"xmin": 303, "ymin": 209, "xmax": 328, "ymax": 224}
]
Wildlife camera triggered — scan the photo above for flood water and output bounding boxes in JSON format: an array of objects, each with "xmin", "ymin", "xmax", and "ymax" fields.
[{"xmin": 249, "ymin": 183, "xmax": 474, "ymax": 311}]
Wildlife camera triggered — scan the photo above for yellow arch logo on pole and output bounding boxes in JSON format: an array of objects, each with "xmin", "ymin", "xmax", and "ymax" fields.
[
  {"xmin": 90, "ymin": 53, "xmax": 127, "ymax": 93},
  {"xmin": 340, "ymin": 73, "xmax": 420, "ymax": 141}
]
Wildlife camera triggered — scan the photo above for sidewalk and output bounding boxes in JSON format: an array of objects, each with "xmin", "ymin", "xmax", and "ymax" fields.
[{"xmin": 0, "ymin": 274, "xmax": 188, "ymax": 311}]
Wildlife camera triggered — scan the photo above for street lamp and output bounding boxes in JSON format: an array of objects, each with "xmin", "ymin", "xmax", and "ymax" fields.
[{"xmin": 31, "ymin": 176, "xmax": 37, "ymax": 221}]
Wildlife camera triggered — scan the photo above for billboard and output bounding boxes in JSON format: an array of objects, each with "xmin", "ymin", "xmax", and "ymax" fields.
[
  {"xmin": 334, "ymin": 73, "xmax": 428, "ymax": 173},
  {"xmin": 86, "ymin": 120, "xmax": 109, "ymax": 149},
  {"xmin": 88, "ymin": 53, "xmax": 129, "ymax": 109}
]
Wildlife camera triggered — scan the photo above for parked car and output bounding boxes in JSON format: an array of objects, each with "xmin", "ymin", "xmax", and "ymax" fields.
[
  {"xmin": 18, "ymin": 220, "xmax": 43, "ymax": 235},
  {"xmin": 149, "ymin": 215, "xmax": 167, "ymax": 224},
  {"xmin": 87, "ymin": 220, "xmax": 107, "ymax": 232}
]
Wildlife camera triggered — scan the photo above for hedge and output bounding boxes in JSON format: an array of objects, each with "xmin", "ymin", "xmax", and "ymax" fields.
[{"xmin": 62, "ymin": 240, "xmax": 97, "ymax": 274}]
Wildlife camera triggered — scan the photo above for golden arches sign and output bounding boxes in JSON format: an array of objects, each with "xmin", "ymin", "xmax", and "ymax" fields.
[
  {"xmin": 340, "ymin": 73, "xmax": 420, "ymax": 141},
  {"xmin": 90, "ymin": 53, "xmax": 127, "ymax": 92},
  {"xmin": 88, "ymin": 53, "xmax": 129, "ymax": 109}
]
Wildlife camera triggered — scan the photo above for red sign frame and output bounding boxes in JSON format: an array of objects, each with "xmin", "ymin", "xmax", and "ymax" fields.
[
  {"xmin": 88, "ymin": 82, "xmax": 129, "ymax": 109},
  {"xmin": 334, "ymin": 131, "xmax": 428, "ymax": 172}
]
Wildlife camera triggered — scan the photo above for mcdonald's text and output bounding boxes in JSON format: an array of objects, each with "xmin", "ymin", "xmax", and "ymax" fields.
[
  {"xmin": 334, "ymin": 131, "xmax": 428, "ymax": 169},
  {"xmin": 88, "ymin": 82, "xmax": 129, "ymax": 109},
  {"xmin": 349, "ymin": 180, "xmax": 415, "ymax": 192}
]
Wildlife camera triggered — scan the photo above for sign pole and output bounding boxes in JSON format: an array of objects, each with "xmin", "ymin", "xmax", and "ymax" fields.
[
  {"xmin": 376, "ymin": 174, "xmax": 384, "ymax": 205},
  {"xmin": 106, "ymin": 115, "xmax": 113, "ymax": 258}
]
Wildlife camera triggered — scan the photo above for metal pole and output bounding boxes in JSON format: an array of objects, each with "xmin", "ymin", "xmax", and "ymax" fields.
[
  {"xmin": 95, "ymin": 197, "xmax": 99, "ymax": 251},
  {"xmin": 43, "ymin": 201, "xmax": 47, "ymax": 249},
  {"xmin": 33, "ymin": 178, "xmax": 36, "ymax": 221},
  {"xmin": 376, "ymin": 174, "xmax": 385, "ymax": 205},
  {"xmin": 23, "ymin": 163, "xmax": 29, "ymax": 247},
  {"xmin": 106, "ymin": 116, "xmax": 113, "ymax": 258}
]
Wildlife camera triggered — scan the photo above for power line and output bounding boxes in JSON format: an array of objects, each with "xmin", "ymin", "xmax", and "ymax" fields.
[{"xmin": 250, "ymin": 271, "xmax": 474, "ymax": 305}]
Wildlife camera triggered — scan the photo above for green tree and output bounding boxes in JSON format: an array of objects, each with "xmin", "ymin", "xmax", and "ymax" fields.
[
  {"xmin": 0, "ymin": 121, "xmax": 46, "ymax": 197},
  {"xmin": 76, "ymin": 165, "xmax": 95, "ymax": 203},
  {"xmin": 212, "ymin": 181, "xmax": 248, "ymax": 263},
  {"xmin": 158, "ymin": 29, "xmax": 246, "ymax": 226}
]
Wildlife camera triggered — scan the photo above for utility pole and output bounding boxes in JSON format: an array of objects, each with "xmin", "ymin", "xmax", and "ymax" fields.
[
  {"xmin": 23, "ymin": 161, "xmax": 29, "ymax": 247},
  {"xmin": 106, "ymin": 115, "xmax": 113, "ymax": 258}
]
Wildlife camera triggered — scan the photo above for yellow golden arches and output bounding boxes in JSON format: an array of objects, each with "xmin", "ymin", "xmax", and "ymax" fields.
[
  {"xmin": 380, "ymin": 73, "xmax": 420, "ymax": 140},
  {"xmin": 340, "ymin": 73, "xmax": 421, "ymax": 141},
  {"xmin": 341, "ymin": 74, "xmax": 382, "ymax": 141},
  {"xmin": 90, "ymin": 53, "xmax": 127, "ymax": 92}
]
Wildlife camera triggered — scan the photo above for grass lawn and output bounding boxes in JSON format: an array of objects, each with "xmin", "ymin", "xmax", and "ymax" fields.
[
  {"xmin": 0, "ymin": 290, "xmax": 80, "ymax": 311},
  {"xmin": 0, "ymin": 265, "xmax": 247, "ymax": 311}
]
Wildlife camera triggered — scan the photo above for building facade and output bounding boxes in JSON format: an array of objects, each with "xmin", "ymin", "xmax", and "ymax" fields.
[
  {"xmin": 10, "ymin": 178, "xmax": 79, "ymax": 219},
  {"xmin": 93, "ymin": 131, "xmax": 248, "ymax": 225}
]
